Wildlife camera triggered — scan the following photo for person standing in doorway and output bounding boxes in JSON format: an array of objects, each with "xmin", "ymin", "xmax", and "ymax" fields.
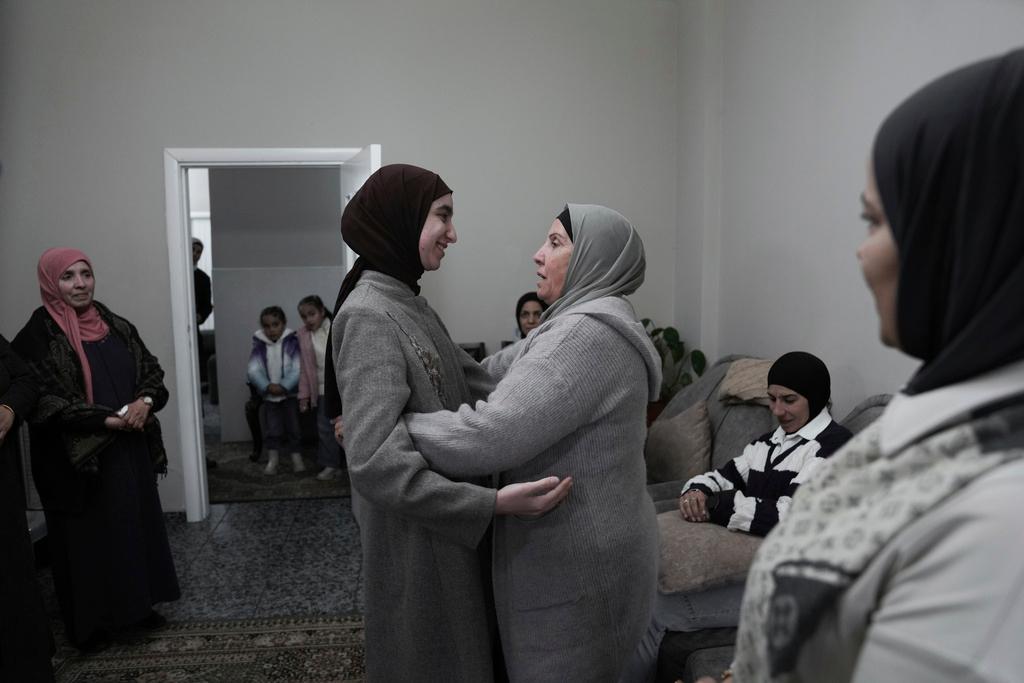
[
  {"xmin": 296, "ymin": 295, "xmax": 344, "ymax": 481},
  {"xmin": 247, "ymin": 306, "xmax": 304, "ymax": 476},
  {"xmin": 192, "ymin": 237, "xmax": 217, "ymax": 469},
  {"xmin": 192, "ymin": 237, "xmax": 213, "ymax": 326}
]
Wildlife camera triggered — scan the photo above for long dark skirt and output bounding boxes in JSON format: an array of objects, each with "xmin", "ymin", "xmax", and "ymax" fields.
[
  {"xmin": 0, "ymin": 439, "xmax": 55, "ymax": 682},
  {"xmin": 47, "ymin": 335, "xmax": 180, "ymax": 645}
]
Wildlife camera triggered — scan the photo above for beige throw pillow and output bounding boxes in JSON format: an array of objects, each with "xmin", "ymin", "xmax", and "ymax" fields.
[
  {"xmin": 657, "ymin": 511, "xmax": 763, "ymax": 594},
  {"xmin": 645, "ymin": 401, "xmax": 712, "ymax": 484},
  {"xmin": 718, "ymin": 358, "xmax": 774, "ymax": 405}
]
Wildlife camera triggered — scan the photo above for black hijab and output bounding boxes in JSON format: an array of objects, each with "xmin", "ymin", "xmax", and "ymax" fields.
[
  {"xmin": 873, "ymin": 48, "xmax": 1024, "ymax": 395},
  {"xmin": 767, "ymin": 351, "xmax": 831, "ymax": 421},
  {"xmin": 556, "ymin": 205, "xmax": 574, "ymax": 241},
  {"xmin": 322, "ymin": 164, "xmax": 453, "ymax": 417},
  {"xmin": 514, "ymin": 291, "xmax": 548, "ymax": 338}
]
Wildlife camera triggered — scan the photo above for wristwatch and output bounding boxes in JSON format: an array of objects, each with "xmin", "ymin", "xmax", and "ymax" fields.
[{"xmin": 141, "ymin": 396, "xmax": 154, "ymax": 407}]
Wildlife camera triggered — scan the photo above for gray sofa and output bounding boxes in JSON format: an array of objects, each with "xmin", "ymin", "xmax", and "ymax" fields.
[{"xmin": 644, "ymin": 354, "xmax": 890, "ymax": 682}]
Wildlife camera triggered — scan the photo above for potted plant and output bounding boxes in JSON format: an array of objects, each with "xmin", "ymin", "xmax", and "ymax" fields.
[{"xmin": 642, "ymin": 318, "xmax": 707, "ymax": 423}]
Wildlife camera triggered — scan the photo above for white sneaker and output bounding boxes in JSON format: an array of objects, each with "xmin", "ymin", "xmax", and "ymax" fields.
[
  {"xmin": 291, "ymin": 452, "xmax": 307, "ymax": 473},
  {"xmin": 316, "ymin": 466, "xmax": 339, "ymax": 481},
  {"xmin": 264, "ymin": 450, "xmax": 279, "ymax": 476}
]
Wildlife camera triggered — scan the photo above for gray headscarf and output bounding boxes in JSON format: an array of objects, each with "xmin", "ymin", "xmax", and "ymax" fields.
[{"xmin": 540, "ymin": 204, "xmax": 646, "ymax": 321}]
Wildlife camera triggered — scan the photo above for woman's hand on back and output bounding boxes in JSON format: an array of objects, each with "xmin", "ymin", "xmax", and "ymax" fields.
[{"xmin": 495, "ymin": 476, "xmax": 573, "ymax": 517}]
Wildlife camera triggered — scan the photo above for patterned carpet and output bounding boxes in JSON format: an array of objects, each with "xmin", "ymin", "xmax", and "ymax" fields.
[
  {"xmin": 53, "ymin": 615, "xmax": 366, "ymax": 682},
  {"xmin": 206, "ymin": 441, "xmax": 350, "ymax": 504}
]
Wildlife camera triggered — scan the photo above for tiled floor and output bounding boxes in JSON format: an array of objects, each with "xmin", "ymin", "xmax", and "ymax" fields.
[
  {"xmin": 198, "ymin": 395, "xmax": 360, "ymax": 618},
  {"xmin": 162, "ymin": 498, "xmax": 364, "ymax": 621},
  {"xmin": 39, "ymin": 498, "xmax": 365, "ymax": 625}
]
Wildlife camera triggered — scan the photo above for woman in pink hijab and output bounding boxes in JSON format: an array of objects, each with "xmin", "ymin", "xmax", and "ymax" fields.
[{"xmin": 12, "ymin": 248, "xmax": 179, "ymax": 652}]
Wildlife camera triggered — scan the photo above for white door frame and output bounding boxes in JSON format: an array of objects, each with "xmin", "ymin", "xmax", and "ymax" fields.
[{"xmin": 163, "ymin": 146, "xmax": 380, "ymax": 522}]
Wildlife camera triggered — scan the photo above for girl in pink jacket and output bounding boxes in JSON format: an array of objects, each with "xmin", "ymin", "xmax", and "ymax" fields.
[{"xmin": 296, "ymin": 295, "xmax": 343, "ymax": 481}]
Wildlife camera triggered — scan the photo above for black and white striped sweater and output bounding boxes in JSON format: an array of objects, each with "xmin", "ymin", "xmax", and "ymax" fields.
[{"xmin": 683, "ymin": 409, "xmax": 852, "ymax": 536}]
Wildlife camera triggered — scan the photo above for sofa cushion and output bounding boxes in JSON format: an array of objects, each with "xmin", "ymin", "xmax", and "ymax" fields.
[
  {"xmin": 657, "ymin": 511, "xmax": 762, "ymax": 594},
  {"xmin": 718, "ymin": 357, "xmax": 773, "ymax": 405},
  {"xmin": 708, "ymin": 403, "xmax": 775, "ymax": 470},
  {"xmin": 840, "ymin": 393, "xmax": 891, "ymax": 435},
  {"xmin": 648, "ymin": 355, "xmax": 775, "ymax": 490},
  {"xmin": 645, "ymin": 400, "xmax": 712, "ymax": 484}
]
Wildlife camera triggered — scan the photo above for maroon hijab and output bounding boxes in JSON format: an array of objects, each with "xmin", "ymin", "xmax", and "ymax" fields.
[
  {"xmin": 323, "ymin": 164, "xmax": 452, "ymax": 416},
  {"xmin": 335, "ymin": 164, "xmax": 452, "ymax": 306}
]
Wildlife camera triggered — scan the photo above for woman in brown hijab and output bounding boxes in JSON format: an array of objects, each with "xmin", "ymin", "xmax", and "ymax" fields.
[{"xmin": 328, "ymin": 164, "xmax": 570, "ymax": 681}]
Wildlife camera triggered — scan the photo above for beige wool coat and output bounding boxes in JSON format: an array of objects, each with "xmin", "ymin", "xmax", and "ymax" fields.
[
  {"xmin": 405, "ymin": 296, "xmax": 662, "ymax": 682},
  {"xmin": 333, "ymin": 271, "xmax": 499, "ymax": 682}
]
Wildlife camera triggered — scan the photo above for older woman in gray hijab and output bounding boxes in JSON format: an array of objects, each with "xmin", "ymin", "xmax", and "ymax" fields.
[{"xmin": 402, "ymin": 204, "xmax": 662, "ymax": 681}]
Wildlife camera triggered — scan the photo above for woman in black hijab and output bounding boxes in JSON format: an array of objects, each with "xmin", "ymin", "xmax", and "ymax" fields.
[
  {"xmin": 328, "ymin": 164, "xmax": 569, "ymax": 682},
  {"xmin": 718, "ymin": 49, "xmax": 1024, "ymax": 683},
  {"xmin": 514, "ymin": 291, "xmax": 547, "ymax": 339}
]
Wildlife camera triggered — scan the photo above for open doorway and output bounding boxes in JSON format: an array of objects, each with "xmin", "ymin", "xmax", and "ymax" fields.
[{"xmin": 163, "ymin": 147, "xmax": 381, "ymax": 522}]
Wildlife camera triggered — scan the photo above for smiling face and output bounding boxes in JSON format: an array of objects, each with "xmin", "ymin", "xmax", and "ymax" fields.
[
  {"xmin": 298, "ymin": 303, "xmax": 325, "ymax": 332},
  {"xmin": 858, "ymin": 164, "xmax": 901, "ymax": 348},
  {"xmin": 518, "ymin": 300, "xmax": 544, "ymax": 336},
  {"xmin": 768, "ymin": 383, "xmax": 811, "ymax": 434},
  {"xmin": 59, "ymin": 260, "xmax": 96, "ymax": 312},
  {"xmin": 418, "ymin": 193, "xmax": 456, "ymax": 271},
  {"xmin": 261, "ymin": 313, "xmax": 285, "ymax": 343},
  {"xmin": 533, "ymin": 219, "xmax": 573, "ymax": 304}
]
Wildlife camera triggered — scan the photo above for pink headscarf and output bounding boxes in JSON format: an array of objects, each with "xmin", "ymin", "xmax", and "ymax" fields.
[{"xmin": 38, "ymin": 248, "xmax": 110, "ymax": 403}]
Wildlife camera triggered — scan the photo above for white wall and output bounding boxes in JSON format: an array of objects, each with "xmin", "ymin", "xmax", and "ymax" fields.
[
  {"xmin": 681, "ymin": 0, "xmax": 1024, "ymax": 416},
  {"xmin": 210, "ymin": 167, "xmax": 344, "ymax": 268},
  {"xmin": 0, "ymin": 1, "xmax": 680, "ymax": 511}
]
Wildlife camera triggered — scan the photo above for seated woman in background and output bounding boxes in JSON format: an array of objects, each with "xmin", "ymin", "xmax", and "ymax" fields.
[
  {"xmin": 499, "ymin": 292, "xmax": 548, "ymax": 350},
  {"xmin": 714, "ymin": 48, "xmax": 1024, "ymax": 683},
  {"xmin": 514, "ymin": 291, "xmax": 547, "ymax": 339},
  {"xmin": 401, "ymin": 204, "xmax": 661, "ymax": 682},
  {"xmin": 13, "ymin": 248, "xmax": 179, "ymax": 652},
  {"xmin": 679, "ymin": 351, "xmax": 851, "ymax": 536},
  {"xmin": 621, "ymin": 352, "xmax": 851, "ymax": 682}
]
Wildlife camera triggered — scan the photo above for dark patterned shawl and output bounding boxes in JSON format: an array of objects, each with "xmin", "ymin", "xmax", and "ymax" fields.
[{"xmin": 12, "ymin": 301, "xmax": 168, "ymax": 474}]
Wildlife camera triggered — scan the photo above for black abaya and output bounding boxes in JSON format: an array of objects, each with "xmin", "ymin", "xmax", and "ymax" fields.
[{"xmin": 46, "ymin": 334, "xmax": 179, "ymax": 645}]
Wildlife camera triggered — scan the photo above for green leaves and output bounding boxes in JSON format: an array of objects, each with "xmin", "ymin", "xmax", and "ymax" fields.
[
  {"xmin": 691, "ymin": 349, "xmax": 707, "ymax": 376},
  {"xmin": 644, "ymin": 319, "xmax": 707, "ymax": 402}
]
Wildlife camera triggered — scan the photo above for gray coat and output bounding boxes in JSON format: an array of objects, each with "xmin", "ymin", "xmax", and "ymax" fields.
[
  {"xmin": 332, "ymin": 271, "xmax": 498, "ymax": 682},
  {"xmin": 405, "ymin": 296, "xmax": 662, "ymax": 682}
]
